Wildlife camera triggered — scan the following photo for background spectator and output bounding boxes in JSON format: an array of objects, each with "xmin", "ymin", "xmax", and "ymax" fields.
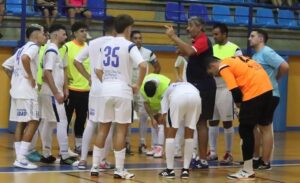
[
  {"xmin": 65, "ymin": 0, "xmax": 92, "ymax": 27},
  {"xmin": 36, "ymin": 0, "xmax": 58, "ymax": 28}
]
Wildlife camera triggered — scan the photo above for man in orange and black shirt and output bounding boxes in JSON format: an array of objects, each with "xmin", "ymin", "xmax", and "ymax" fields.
[{"xmin": 207, "ymin": 56, "xmax": 273, "ymax": 181}]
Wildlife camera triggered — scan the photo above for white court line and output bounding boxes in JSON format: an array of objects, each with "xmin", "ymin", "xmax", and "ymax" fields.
[{"xmin": 1, "ymin": 163, "xmax": 300, "ymax": 174}]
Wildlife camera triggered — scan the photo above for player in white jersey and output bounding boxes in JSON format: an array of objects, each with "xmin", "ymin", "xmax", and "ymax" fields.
[
  {"xmin": 158, "ymin": 82, "xmax": 201, "ymax": 179},
  {"xmin": 39, "ymin": 24, "xmax": 77, "ymax": 165},
  {"xmin": 90, "ymin": 14, "xmax": 147, "ymax": 179},
  {"xmin": 74, "ymin": 16, "xmax": 116, "ymax": 170},
  {"xmin": 128, "ymin": 30, "xmax": 161, "ymax": 155},
  {"xmin": 2, "ymin": 24, "xmax": 46, "ymax": 169},
  {"xmin": 208, "ymin": 23, "xmax": 243, "ymax": 164}
]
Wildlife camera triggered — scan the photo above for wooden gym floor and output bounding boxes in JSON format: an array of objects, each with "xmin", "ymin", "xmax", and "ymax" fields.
[{"xmin": 0, "ymin": 131, "xmax": 299, "ymax": 183}]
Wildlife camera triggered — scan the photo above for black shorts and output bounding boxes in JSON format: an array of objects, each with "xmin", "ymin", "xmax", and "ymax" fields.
[
  {"xmin": 38, "ymin": 6, "xmax": 57, "ymax": 15},
  {"xmin": 191, "ymin": 77, "xmax": 216, "ymax": 122},
  {"xmin": 66, "ymin": 7, "xmax": 89, "ymax": 16},
  {"xmin": 239, "ymin": 91, "xmax": 276, "ymax": 126}
]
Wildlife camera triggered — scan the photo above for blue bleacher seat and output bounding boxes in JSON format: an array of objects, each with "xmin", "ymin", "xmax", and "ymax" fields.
[
  {"xmin": 165, "ymin": 2, "xmax": 187, "ymax": 23},
  {"xmin": 58, "ymin": 0, "xmax": 67, "ymax": 16},
  {"xmin": 277, "ymin": 9, "xmax": 298, "ymax": 29},
  {"xmin": 6, "ymin": 0, "xmax": 36, "ymax": 16},
  {"xmin": 212, "ymin": 5, "xmax": 234, "ymax": 24},
  {"xmin": 87, "ymin": 0, "xmax": 106, "ymax": 19},
  {"xmin": 235, "ymin": 6, "xmax": 249, "ymax": 25},
  {"xmin": 255, "ymin": 8, "xmax": 278, "ymax": 28},
  {"xmin": 188, "ymin": 4, "xmax": 209, "ymax": 22}
]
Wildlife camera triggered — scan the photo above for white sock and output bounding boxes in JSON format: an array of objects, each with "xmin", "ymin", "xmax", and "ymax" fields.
[
  {"xmin": 19, "ymin": 141, "xmax": 31, "ymax": 160},
  {"xmin": 165, "ymin": 138, "xmax": 175, "ymax": 169},
  {"xmin": 139, "ymin": 112, "xmax": 148, "ymax": 145},
  {"xmin": 184, "ymin": 139, "xmax": 194, "ymax": 169},
  {"xmin": 208, "ymin": 126, "xmax": 219, "ymax": 153},
  {"xmin": 80, "ymin": 120, "xmax": 96, "ymax": 161},
  {"xmin": 114, "ymin": 148, "xmax": 126, "ymax": 170},
  {"xmin": 92, "ymin": 145, "xmax": 104, "ymax": 167},
  {"xmin": 151, "ymin": 127, "xmax": 158, "ymax": 146},
  {"xmin": 104, "ymin": 124, "xmax": 114, "ymax": 159},
  {"xmin": 224, "ymin": 127, "xmax": 234, "ymax": 153},
  {"xmin": 175, "ymin": 126, "xmax": 184, "ymax": 154},
  {"xmin": 75, "ymin": 138, "xmax": 82, "ymax": 149},
  {"xmin": 244, "ymin": 159, "xmax": 254, "ymax": 173},
  {"xmin": 41, "ymin": 122, "xmax": 55, "ymax": 158},
  {"xmin": 57, "ymin": 120, "xmax": 69, "ymax": 159},
  {"xmin": 193, "ymin": 129, "xmax": 198, "ymax": 154},
  {"xmin": 158, "ymin": 124, "xmax": 165, "ymax": 146},
  {"xmin": 14, "ymin": 142, "xmax": 21, "ymax": 157}
]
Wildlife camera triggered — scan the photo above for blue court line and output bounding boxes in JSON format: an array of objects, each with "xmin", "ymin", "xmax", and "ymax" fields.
[{"xmin": 0, "ymin": 159, "xmax": 300, "ymax": 173}]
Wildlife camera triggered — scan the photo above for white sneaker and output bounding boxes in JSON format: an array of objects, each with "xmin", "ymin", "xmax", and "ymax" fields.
[
  {"xmin": 90, "ymin": 166, "xmax": 100, "ymax": 176},
  {"xmin": 153, "ymin": 146, "xmax": 163, "ymax": 158},
  {"xmin": 146, "ymin": 146, "xmax": 155, "ymax": 156},
  {"xmin": 114, "ymin": 169, "xmax": 135, "ymax": 179},
  {"xmin": 14, "ymin": 159, "xmax": 38, "ymax": 169},
  {"xmin": 68, "ymin": 148, "xmax": 79, "ymax": 158},
  {"xmin": 227, "ymin": 169, "xmax": 255, "ymax": 180}
]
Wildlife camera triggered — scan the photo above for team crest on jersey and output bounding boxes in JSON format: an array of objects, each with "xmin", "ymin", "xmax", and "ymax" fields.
[{"xmin": 17, "ymin": 109, "xmax": 27, "ymax": 116}]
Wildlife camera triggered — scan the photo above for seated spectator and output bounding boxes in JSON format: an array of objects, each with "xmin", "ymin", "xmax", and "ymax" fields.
[
  {"xmin": 36, "ymin": 0, "xmax": 58, "ymax": 28},
  {"xmin": 0, "ymin": 0, "xmax": 4, "ymax": 39},
  {"xmin": 65, "ymin": 0, "xmax": 92, "ymax": 27},
  {"xmin": 271, "ymin": 0, "xmax": 296, "ymax": 6}
]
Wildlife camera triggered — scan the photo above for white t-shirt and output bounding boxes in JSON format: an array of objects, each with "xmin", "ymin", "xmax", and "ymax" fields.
[
  {"xmin": 2, "ymin": 54, "xmax": 15, "ymax": 71},
  {"xmin": 132, "ymin": 47, "xmax": 158, "ymax": 83},
  {"xmin": 40, "ymin": 43, "xmax": 67, "ymax": 95},
  {"xmin": 161, "ymin": 82, "xmax": 199, "ymax": 114},
  {"xmin": 75, "ymin": 36, "xmax": 114, "ymax": 97},
  {"xmin": 6, "ymin": 42, "xmax": 40, "ymax": 99},
  {"xmin": 96, "ymin": 36, "xmax": 145, "ymax": 99},
  {"xmin": 174, "ymin": 56, "xmax": 187, "ymax": 82}
]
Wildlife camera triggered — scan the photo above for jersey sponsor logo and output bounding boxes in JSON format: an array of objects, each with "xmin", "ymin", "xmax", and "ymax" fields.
[{"xmin": 17, "ymin": 109, "xmax": 27, "ymax": 116}]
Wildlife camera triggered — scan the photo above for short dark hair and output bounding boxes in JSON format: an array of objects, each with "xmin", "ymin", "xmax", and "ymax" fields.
[
  {"xmin": 71, "ymin": 22, "xmax": 88, "ymax": 33},
  {"xmin": 49, "ymin": 24, "xmax": 66, "ymax": 34},
  {"xmin": 130, "ymin": 30, "xmax": 141, "ymax": 39},
  {"xmin": 114, "ymin": 14, "xmax": 134, "ymax": 33},
  {"xmin": 252, "ymin": 29, "xmax": 268, "ymax": 43},
  {"xmin": 212, "ymin": 23, "xmax": 228, "ymax": 37},
  {"xmin": 26, "ymin": 24, "xmax": 43, "ymax": 39},
  {"xmin": 103, "ymin": 16, "xmax": 115, "ymax": 33},
  {"xmin": 144, "ymin": 81, "xmax": 157, "ymax": 97}
]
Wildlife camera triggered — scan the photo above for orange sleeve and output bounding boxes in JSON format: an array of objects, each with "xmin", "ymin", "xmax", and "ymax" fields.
[{"xmin": 219, "ymin": 67, "xmax": 238, "ymax": 90}]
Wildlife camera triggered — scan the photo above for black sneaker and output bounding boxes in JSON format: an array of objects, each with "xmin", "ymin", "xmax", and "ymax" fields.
[
  {"xmin": 60, "ymin": 156, "xmax": 77, "ymax": 165},
  {"xmin": 258, "ymin": 162, "xmax": 272, "ymax": 170},
  {"xmin": 159, "ymin": 169, "xmax": 175, "ymax": 179},
  {"xmin": 138, "ymin": 144, "xmax": 147, "ymax": 154},
  {"xmin": 180, "ymin": 168, "xmax": 189, "ymax": 179},
  {"xmin": 126, "ymin": 142, "xmax": 134, "ymax": 155},
  {"xmin": 253, "ymin": 157, "xmax": 263, "ymax": 169},
  {"xmin": 40, "ymin": 155, "xmax": 56, "ymax": 164}
]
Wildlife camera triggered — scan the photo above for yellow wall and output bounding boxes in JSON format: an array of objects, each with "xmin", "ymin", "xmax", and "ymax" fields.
[
  {"xmin": 0, "ymin": 47, "xmax": 13, "ymax": 129},
  {"xmin": 287, "ymin": 56, "xmax": 300, "ymax": 127}
]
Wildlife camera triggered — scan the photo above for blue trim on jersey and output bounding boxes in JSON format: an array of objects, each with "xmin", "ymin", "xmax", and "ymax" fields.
[
  {"xmin": 128, "ymin": 43, "xmax": 136, "ymax": 53},
  {"xmin": 45, "ymin": 49, "xmax": 58, "ymax": 55},
  {"xmin": 51, "ymin": 96, "xmax": 60, "ymax": 122}
]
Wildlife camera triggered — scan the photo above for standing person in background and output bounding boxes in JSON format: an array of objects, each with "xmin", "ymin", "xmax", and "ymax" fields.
[
  {"xmin": 2, "ymin": 24, "xmax": 46, "ymax": 169},
  {"xmin": 127, "ymin": 30, "xmax": 161, "ymax": 155},
  {"xmin": 249, "ymin": 29, "xmax": 289, "ymax": 170},
  {"xmin": 63, "ymin": 22, "xmax": 90, "ymax": 155},
  {"xmin": 0, "ymin": 0, "xmax": 5, "ymax": 39},
  {"xmin": 165, "ymin": 16, "xmax": 216, "ymax": 169},
  {"xmin": 36, "ymin": 0, "xmax": 58, "ymax": 28},
  {"xmin": 207, "ymin": 23, "xmax": 242, "ymax": 165}
]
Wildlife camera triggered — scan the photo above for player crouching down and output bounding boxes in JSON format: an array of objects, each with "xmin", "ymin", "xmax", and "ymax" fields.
[{"xmin": 158, "ymin": 82, "xmax": 201, "ymax": 179}]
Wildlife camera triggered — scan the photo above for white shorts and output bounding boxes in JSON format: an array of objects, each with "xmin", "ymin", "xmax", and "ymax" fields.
[
  {"xmin": 98, "ymin": 96, "xmax": 132, "ymax": 124},
  {"xmin": 89, "ymin": 96, "xmax": 102, "ymax": 122},
  {"xmin": 10, "ymin": 98, "xmax": 39, "ymax": 122},
  {"xmin": 39, "ymin": 94, "xmax": 67, "ymax": 122},
  {"xmin": 166, "ymin": 93, "xmax": 201, "ymax": 130},
  {"xmin": 212, "ymin": 87, "xmax": 234, "ymax": 121}
]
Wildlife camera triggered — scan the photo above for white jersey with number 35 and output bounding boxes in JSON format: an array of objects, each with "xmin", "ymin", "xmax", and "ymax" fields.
[{"xmin": 96, "ymin": 36, "xmax": 144, "ymax": 99}]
